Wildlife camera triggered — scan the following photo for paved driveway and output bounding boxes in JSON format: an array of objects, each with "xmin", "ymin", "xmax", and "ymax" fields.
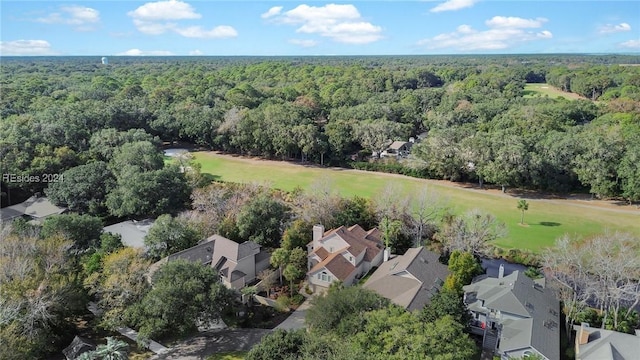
[
  {"xmin": 150, "ymin": 329, "xmax": 270, "ymax": 360},
  {"xmin": 274, "ymin": 297, "xmax": 312, "ymax": 331}
]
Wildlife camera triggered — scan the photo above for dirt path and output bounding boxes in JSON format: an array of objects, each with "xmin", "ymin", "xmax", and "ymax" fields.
[{"xmin": 202, "ymin": 152, "xmax": 640, "ymax": 216}]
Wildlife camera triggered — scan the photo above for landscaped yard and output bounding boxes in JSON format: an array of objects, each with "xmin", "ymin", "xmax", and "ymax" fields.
[
  {"xmin": 523, "ymin": 83, "xmax": 585, "ymax": 100},
  {"xmin": 191, "ymin": 152, "xmax": 640, "ymax": 252}
]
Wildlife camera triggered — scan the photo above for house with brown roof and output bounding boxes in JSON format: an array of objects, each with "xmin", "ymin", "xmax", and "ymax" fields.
[
  {"xmin": 363, "ymin": 247, "xmax": 449, "ymax": 311},
  {"xmin": 306, "ymin": 224, "xmax": 384, "ymax": 292}
]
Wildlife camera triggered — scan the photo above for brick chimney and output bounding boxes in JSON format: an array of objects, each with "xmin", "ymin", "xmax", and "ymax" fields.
[{"xmin": 578, "ymin": 323, "xmax": 590, "ymax": 345}]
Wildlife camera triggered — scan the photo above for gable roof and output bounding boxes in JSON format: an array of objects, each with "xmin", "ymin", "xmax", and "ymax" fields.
[
  {"xmin": 320, "ymin": 225, "xmax": 383, "ymax": 262},
  {"xmin": 1, "ymin": 196, "xmax": 66, "ymax": 222},
  {"xmin": 388, "ymin": 141, "xmax": 411, "ymax": 150},
  {"xmin": 103, "ymin": 219, "xmax": 154, "ymax": 248},
  {"xmin": 167, "ymin": 238, "xmax": 215, "ymax": 265},
  {"xmin": 62, "ymin": 336, "xmax": 96, "ymax": 360},
  {"xmin": 574, "ymin": 325, "xmax": 640, "ymax": 360},
  {"xmin": 324, "ymin": 252, "xmax": 356, "ymax": 280},
  {"xmin": 150, "ymin": 234, "xmax": 266, "ymax": 287},
  {"xmin": 464, "ymin": 271, "xmax": 560, "ymax": 360},
  {"xmin": 308, "ymin": 225, "xmax": 384, "ymax": 282},
  {"xmin": 363, "ymin": 247, "xmax": 449, "ymax": 311},
  {"xmin": 207, "ymin": 234, "xmax": 261, "ymax": 262}
]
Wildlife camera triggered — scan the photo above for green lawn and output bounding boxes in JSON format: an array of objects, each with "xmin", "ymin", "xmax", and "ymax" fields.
[
  {"xmin": 191, "ymin": 152, "xmax": 640, "ymax": 252},
  {"xmin": 523, "ymin": 83, "xmax": 583, "ymax": 100}
]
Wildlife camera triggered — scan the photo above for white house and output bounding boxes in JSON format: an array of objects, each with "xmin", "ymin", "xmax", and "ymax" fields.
[{"xmin": 306, "ymin": 224, "xmax": 384, "ymax": 292}]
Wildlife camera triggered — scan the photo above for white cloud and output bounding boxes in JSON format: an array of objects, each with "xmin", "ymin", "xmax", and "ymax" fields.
[
  {"xmin": 174, "ymin": 25, "xmax": 237, "ymax": 38},
  {"xmin": 189, "ymin": 49, "xmax": 203, "ymax": 55},
  {"xmin": 261, "ymin": 6, "xmax": 283, "ymax": 19},
  {"xmin": 127, "ymin": 0, "xmax": 200, "ymax": 21},
  {"xmin": 269, "ymin": 4, "xmax": 383, "ymax": 44},
  {"xmin": 599, "ymin": 22, "xmax": 631, "ymax": 34},
  {"xmin": 418, "ymin": 16, "xmax": 552, "ymax": 51},
  {"xmin": 619, "ymin": 38, "xmax": 640, "ymax": 49},
  {"xmin": 538, "ymin": 30, "xmax": 553, "ymax": 39},
  {"xmin": 485, "ymin": 16, "xmax": 547, "ymax": 29},
  {"xmin": 0, "ymin": 40, "xmax": 55, "ymax": 56},
  {"xmin": 430, "ymin": 0, "xmax": 478, "ymax": 13},
  {"xmin": 117, "ymin": 48, "xmax": 174, "ymax": 56},
  {"xmin": 132, "ymin": 19, "xmax": 176, "ymax": 35},
  {"xmin": 35, "ymin": 5, "xmax": 100, "ymax": 30},
  {"xmin": 289, "ymin": 39, "xmax": 318, "ymax": 47},
  {"xmin": 127, "ymin": 0, "xmax": 237, "ymax": 38}
]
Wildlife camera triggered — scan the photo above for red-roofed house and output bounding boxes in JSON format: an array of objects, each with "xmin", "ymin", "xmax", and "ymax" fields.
[{"xmin": 307, "ymin": 224, "xmax": 385, "ymax": 292}]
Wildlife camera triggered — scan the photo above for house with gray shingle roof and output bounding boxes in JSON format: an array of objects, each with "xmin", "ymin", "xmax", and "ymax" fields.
[
  {"xmin": 463, "ymin": 270, "xmax": 560, "ymax": 360},
  {"xmin": 363, "ymin": 247, "xmax": 449, "ymax": 311},
  {"xmin": 574, "ymin": 323, "xmax": 640, "ymax": 360},
  {"xmin": 306, "ymin": 224, "xmax": 384, "ymax": 292},
  {"xmin": 152, "ymin": 234, "xmax": 270, "ymax": 290},
  {"xmin": 103, "ymin": 219, "xmax": 154, "ymax": 248},
  {"xmin": 1, "ymin": 195, "xmax": 66, "ymax": 223}
]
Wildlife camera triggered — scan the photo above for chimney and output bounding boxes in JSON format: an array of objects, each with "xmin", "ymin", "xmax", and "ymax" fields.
[
  {"xmin": 498, "ymin": 264, "xmax": 505, "ymax": 279},
  {"xmin": 312, "ymin": 224, "xmax": 325, "ymax": 249},
  {"xmin": 383, "ymin": 248, "xmax": 390, "ymax": 262},
  {"xmin": 578, "ymin": 323, "xmax": 590, "ymax": 345}
]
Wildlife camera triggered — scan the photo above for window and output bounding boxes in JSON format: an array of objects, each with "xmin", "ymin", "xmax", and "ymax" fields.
[
  {"xmin": 349, "ymin": 256, "xmax": 353, "ymax": 262},
  {"xmin": 321, "ymin": 272, "xmax": 327, "ymax": 281}
]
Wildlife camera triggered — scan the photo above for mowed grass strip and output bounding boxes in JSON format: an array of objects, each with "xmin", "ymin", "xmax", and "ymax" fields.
[
  {"xmin": 523, "ymin": 83, "xmax": 585, "ymax": 100},
  {"xmin": 193, "ymin": 152, "xmax": 640, "ymax": 252}
]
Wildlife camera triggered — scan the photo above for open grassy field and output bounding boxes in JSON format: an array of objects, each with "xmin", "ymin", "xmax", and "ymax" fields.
[
  {"xmin": 191, "ymin": 152, "xmax": 640, "ymax": 252},
  {"xmin": 523, "ymin": 83, "xmax": 585, "ymax": 100}
]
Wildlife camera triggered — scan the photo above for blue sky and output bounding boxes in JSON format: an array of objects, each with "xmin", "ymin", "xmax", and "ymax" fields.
[{"xmin": 1, "ymin": 0, "xmax": 639, "ymax": 56}]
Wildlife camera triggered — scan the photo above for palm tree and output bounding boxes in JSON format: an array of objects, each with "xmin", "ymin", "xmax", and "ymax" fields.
[
  {"xmin": 94, "ymin": 337, "xmax": 129, "ymax": 360},
  {"xmin": 517, "ymin": 200, "xmax": 529, "ymax": 225}
]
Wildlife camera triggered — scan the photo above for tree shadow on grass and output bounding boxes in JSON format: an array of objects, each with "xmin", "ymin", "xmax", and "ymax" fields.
[{"xmin": 538, "ymin": 222, "xmax": 561, "ymax": 227}]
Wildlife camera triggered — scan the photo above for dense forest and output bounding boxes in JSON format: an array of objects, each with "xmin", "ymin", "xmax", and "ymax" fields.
[
  {"xmin": 1, "ymin": 55, "xmax": 640, "ymax": 359},
  {"xmin": 1, "ymin": 55, "xmax": 640, "ymax": 207}
]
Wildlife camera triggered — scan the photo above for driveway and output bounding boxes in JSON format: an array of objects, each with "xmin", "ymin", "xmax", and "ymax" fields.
[
  {"xmin": 274, "ymin": 297, "xmax": 312, "ymax": 331},
  {"xmin": 150, "ymin": 328, "xmax": 270, "ymax": 360}
]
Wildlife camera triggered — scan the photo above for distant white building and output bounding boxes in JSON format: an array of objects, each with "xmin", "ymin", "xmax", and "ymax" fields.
[{"xmin": 101, "ymin": 57, "xmax": 108, "ymax": 65}]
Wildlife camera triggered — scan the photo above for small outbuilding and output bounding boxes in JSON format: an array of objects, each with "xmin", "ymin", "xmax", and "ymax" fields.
[{"xmin": 62, "ymin": 336, "xmax": 96, "ymax": 360}]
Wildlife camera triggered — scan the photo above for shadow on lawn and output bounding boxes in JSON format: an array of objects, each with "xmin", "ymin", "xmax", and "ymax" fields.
[{"xmin": 538, "ymin": 222, "xmax": 561, "ymax": 227}]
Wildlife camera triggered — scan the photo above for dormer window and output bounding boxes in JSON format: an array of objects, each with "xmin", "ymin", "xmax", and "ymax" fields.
[{"xmin": 349, "ymin": 256, "xmax": 353, "ymax": 262}]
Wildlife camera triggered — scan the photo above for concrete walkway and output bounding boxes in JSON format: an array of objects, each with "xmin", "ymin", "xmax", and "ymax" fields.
[
  {"xmin": 274, "ymin": 297, "xmax": 312, "ymax": 331},
  {"xmin": 87, "ymin": 302, "xmax": 169, "ymax": 355},
  {"xmin": 150, "ymin": 329, "xmax": 270, "ymax": 360},
  {"xmin": 116, "ymin": 326, "xmax": 169, "ymax": 354}
]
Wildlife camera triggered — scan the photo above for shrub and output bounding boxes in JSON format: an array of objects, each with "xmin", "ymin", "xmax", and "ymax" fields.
[{"xmin": 275, "ymin": 295, "xmax": 291, "ymax": 312}]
